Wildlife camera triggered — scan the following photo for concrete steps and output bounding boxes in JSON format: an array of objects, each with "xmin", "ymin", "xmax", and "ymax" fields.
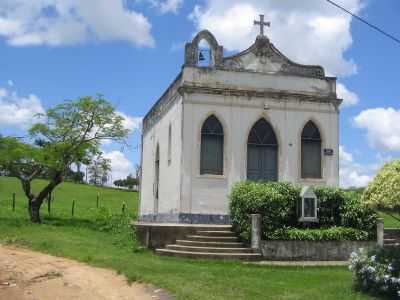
[
  {"xmin": 384, "ymin": 228, "xmax": 400, "ymax": 248},
  {"xmin": 156, "ymin": 226, "xmax": 262, "ymax": 260},
  {"xmin": 197, "ymin": 230, "xmax": 237, "ymax": 237},
  {"xmin": 156, "ymin": 249, "xmax": 261, "ymax": 260},
  {"xmin": 166, "ymin": 244, "xmax": 255, "ymax": 253},
  {"xmin": 175, "ymin": 240, "xmax": 244, "ymax": 248},
  {"xmin": 185, "ymin": 235, "xmax": 239, "ymax": 242}
]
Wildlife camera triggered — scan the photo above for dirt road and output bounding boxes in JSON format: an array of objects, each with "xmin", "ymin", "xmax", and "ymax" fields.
[{"xmin": 0, "ymin": 245, "xmax": 173, "ymax": 300}]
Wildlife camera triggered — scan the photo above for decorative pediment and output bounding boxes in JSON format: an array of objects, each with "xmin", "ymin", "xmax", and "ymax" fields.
[
  {"xmin": 184, "ymin": 30, "xmax": 325, "ymax": 79},
  {"xmin": 222, "ymin": 36, "xmax": 325, "ymax": 78}
]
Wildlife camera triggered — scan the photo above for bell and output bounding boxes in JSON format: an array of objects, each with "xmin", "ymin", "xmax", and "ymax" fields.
[{"xmin": 198, "ymin": 51, "xmax": 205, "ymax": 61}]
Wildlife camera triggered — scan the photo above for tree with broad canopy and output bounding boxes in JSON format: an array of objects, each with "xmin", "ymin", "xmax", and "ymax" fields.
[
  {"xmin": 363, "ymin": 159, "xmax": 400, "ymax": 223},
  {"xmin": 0, "ymin": 95, "xmax": 130, "ymax": 223}
]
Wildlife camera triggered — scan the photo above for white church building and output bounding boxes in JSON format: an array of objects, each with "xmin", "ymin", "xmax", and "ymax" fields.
[{"xmin": 139, "ymin": 20, "xmax": 341, "ymax": 224}]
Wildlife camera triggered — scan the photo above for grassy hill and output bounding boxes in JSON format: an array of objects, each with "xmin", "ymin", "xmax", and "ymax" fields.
[
  {"xmin": 0, "ymin": 176, "xmax": 374, "ymax": 300},
  {"xmin": 0, "ymin": 176, "xmax": 138, "ymax": 220}
]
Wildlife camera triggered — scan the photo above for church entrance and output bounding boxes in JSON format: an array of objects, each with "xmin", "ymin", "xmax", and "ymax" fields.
[{"xmin": 247, "ymin": 119, "xmax": 278, "ymax": 181}]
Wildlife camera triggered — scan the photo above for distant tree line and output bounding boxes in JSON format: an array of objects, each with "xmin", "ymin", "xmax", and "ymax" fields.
[{"xmin": 114, "ymin": 174, "xmax": 139, "ymax": 191}]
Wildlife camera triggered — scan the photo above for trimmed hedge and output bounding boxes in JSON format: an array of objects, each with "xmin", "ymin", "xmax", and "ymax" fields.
[
  {"xmin": 269, "ymin": 227, "xmax": 370, "ymax": 241},
  {"xmin": 230, "ymin": 181, "xmax": 298, "ymax": 240},
  {"xmin": 341, "ymin": 191, "xmax": 378, "ymax": 234},
  {"xmin": 229, "ymin": 181, "xmax": 377, "ymax": 241}
]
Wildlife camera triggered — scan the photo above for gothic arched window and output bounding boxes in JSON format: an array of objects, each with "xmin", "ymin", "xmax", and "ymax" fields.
[
  {"xmin": 301, "ymin": 121, "xmax": 322, "ymax": 178},
  {"xmin": 200, "ymin": 115, "xmax": 223, "ymax": 175},
  {"xmin": 247, "ymin": 119, "xmax": 278, "ymax": 181},
  {"xmin": 154, "ymin": 144, "xmax": 160, "ymax": 208},
  {"xmin": 168, "ymin": 123, "xmax": 172, "ymax": 165}
]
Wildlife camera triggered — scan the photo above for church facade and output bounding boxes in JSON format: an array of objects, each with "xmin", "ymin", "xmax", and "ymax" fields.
[{"xmin": 139, "ymin": 28, "xmax": 341, "ymax": 224}]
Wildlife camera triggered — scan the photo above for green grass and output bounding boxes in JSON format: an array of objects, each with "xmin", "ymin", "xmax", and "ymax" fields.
[
  {"xmin": 0, "ymin": 176, "xmax": 375, "ymax": 300},
  {"xmin": 379, "ymin": 211, "xmax": 400, "ymax": 228}
]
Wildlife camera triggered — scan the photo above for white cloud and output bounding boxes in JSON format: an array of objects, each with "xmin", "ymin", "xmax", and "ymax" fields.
[
  {"xmin": 103, "ymin": 150, "xmax": 134, "ymax": 181},
  {"xmin": 0, "ymin": 0, "xmax": 154, "ymax": 47},
  {"xmin": 147, "ymin": 0, "xmax": 183, "ymax": 14},
  {"xmin": 339, "ymin": 145, "xmax": 372, "ymax": 187},
  {"xmin": 160, "ymin": 0, "xmax": 183, "ymax": 14},
  {"xmin": 189, "ymin": 0, "xmax": 362, "ymax": 76},
  {"xmin": 354, "ymin": 107, "xmax": 400, "ymax": 152},
  {"xmin": 117, "ymin": 111, "xmax": 142, "ymax": 132},
  {"xmin": 339, "ymin": 145, "xmax": 353, "ymax": 163},
  {"xmin": 339, "ymin": 145, "xmax": 392, "ymax": 188},
  {"xmin": 0, "ymin": 84, "xmax": 45, "ymax": 128},
  {"xmin": 0, "ymin": 88, "xmax": 6, "ymax": 98},
  {"xmin": 337, "ymin": 82, "xmax": 359, "ymax": 107}
]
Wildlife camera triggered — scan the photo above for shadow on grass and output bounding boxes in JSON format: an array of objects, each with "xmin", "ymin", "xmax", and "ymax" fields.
[
  {"xmin": 0, "ymin": 214, "xmax": 118, "ymax": 232},
  {"xmin": 41, "ymin": 216, "xmax": 99, "ymax": 229}
]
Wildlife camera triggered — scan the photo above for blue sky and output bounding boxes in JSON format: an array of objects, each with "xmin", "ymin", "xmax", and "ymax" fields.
[{"xmin": 0, "ymin": 0, "xmax": 399, "ymax": 186}]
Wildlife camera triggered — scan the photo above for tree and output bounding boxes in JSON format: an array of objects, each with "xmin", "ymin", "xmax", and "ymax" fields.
[
  {"xmin": 135, "ymin": 164, "xmax": 141, "ymax": 181},
  {"xmin": 88, "ymin": 156, "xmax": 111, "ymax": 186},
  {"xmin": 124, "ymin": 174, "xmax": 138, "ymax": 190},
  {"xmin": 64, "ymin": 167, "xmax": 85, "ymax": 183},
  {"xmin": 71, "ymin": 170, "xmax": 85, "ymax": 183},
  {"xmin": 112, "ymin": 175, "xmax": 138, "ymax": 190},
  {"xmin": 0, "ymin": 95, "xmax": 129, "ymax": 223},
  {"xmin": 113, "ymin": 179, "xmax": 123, "ymax": 188},
  {"xmin": 363, "ymin": 159, "xmax": 400, "ymax": 222}
]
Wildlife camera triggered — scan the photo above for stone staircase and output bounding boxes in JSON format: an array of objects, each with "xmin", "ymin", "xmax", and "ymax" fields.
[
  {"xmin": 384, "ymin": 228, "xmax": 400, "ymax": 249},
  {"xmin": 155, "ymin": 225, "xmax": 262, "ymax": 260}
]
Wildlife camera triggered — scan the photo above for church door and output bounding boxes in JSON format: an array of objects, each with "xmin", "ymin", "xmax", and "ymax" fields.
[{"xmin": 247, "ymin": 119, "xmax": 278, "ymax": 181}]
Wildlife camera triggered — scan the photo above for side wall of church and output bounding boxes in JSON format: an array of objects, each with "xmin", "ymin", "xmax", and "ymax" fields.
[
  {"xmin": 181, "ymin": 92, "xmax": 339, "ymax": 217},
  {"xmin": 140, "ymin": 97, "xmax": 183, "ymax": 219}
]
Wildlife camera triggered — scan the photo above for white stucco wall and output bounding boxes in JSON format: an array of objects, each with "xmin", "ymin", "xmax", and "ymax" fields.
[
  {"xmin": 140, "ymin": 96, "xmax": 183, "ymax": 217},
  {"xmin": 179, "ymin": 70, "xmax": 339, "ymax": 216},
  {"xmin": 140, "ymin": 66, "xmax": 340, "ymax": 220},
  {"xmin": 182, "ymin": 67, "xmax": 336, "ymax": 97}
]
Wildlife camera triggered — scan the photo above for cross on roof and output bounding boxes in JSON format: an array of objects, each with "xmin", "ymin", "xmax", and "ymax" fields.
[{"xmin": 254, "ymin": 14, "xmax": 270, "ymax": 36}]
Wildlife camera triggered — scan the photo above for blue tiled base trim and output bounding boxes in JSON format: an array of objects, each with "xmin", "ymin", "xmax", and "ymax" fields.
[{"xmin": 139, "ymin": 213, "xmax": 231, "ymax": 224}]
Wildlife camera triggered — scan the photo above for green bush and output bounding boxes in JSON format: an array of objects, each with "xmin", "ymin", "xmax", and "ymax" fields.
[
  {"xmin": 314, "ymin": 187, "xmax": 345, "ymax": 227},
  {"xmin": 269, "ymin": 227, "xmax": 370, "ymax": 241},
  {"xmin": 349, "ymin": 247, "xmax": 400, "ymax": 298},
  {"xmin": 92, "ymin": 207, "xmax": 140, "ymax": 250},
  {"xmin": 230, "ymin": 181, "xmax": 299, "ymax": 240},
  {"xmin": 341, "ymin": 191, "xmax": 378, "ymax": 238},
  {"xmin": 230, "ymin": 181, "xmax": 377, "ymax": 241}
]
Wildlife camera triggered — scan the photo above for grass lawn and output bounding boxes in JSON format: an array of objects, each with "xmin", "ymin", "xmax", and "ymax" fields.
[
  {"xmin": 0, "ymin": 176, "xmax": 375, "ymax": 300},
  {"xmin": 379, "ymin": 211, "xmax": 400, "ymax": 228}
]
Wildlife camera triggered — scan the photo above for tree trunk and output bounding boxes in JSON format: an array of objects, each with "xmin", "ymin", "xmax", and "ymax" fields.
[
  {"xmin": 20, "ymin": 172, "xmax": 63, "ymax": 223},
  {"xmin": 29, "ymin": 198, "xmax": 43, "ymax": 223}
]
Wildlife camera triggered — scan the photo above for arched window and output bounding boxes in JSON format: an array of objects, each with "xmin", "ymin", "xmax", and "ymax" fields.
[
  {"xmin": 301, "ymin": 121, "xmax": 322, "ymax": 178},
  {"xmin": 200, "ymin": 115, "xmax": 223, "ymax": 175},
  {"xmin": 154, "ymin": 145, "xmax": 160, "ymax": 204},
  {"xmin": 168, "ymin": 124, "xmax": 172, "ymax": 165},
  {"xmin": 247, "ymin": 119, "xmax": 278, "ymax": 181}
]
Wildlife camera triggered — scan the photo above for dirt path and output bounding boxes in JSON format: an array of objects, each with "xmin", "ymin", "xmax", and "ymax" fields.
[{"xmin": 0, "ymin": 245, "xmax": 173, "ymax": 300}]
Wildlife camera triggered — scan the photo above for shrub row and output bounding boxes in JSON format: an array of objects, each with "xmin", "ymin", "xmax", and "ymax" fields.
[
  {"xmin": 229, "ymin": 181, "xmax": 377, "ymax": 241},
  {"xmin": 269, "ymin": 226, "xmax": 370, "ymax": 241},
  {"xmin": 349, "ymin": 247, "xmax": 400, "ymax": 298}
]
